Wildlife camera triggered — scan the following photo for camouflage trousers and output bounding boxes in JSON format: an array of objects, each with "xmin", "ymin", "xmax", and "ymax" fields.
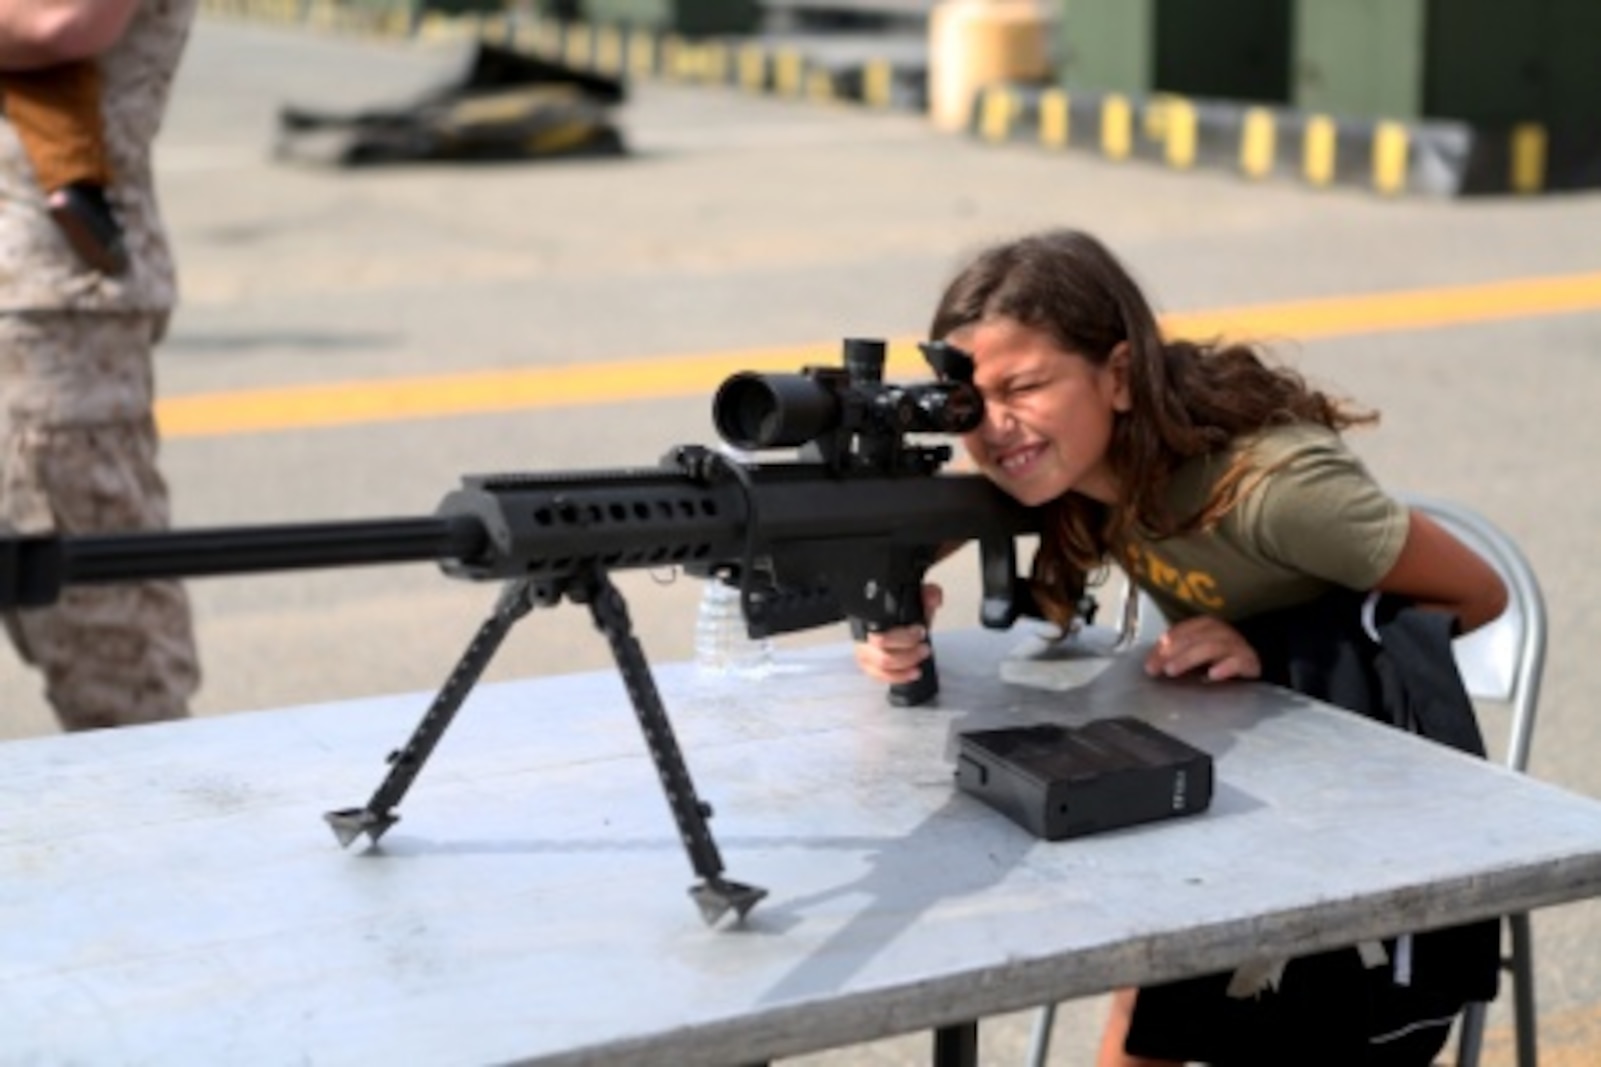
[{"xmin": 0, "ymin": 310, "xmax": 200, "ymax": 731}]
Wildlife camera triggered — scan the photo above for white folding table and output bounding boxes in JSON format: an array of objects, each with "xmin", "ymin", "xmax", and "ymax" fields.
[{"xmin": 5, "ymin": 626, "xmax": 1601, "ymax": 1065}]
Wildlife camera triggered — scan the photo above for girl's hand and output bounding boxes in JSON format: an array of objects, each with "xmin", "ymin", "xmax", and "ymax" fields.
[
  {"xmin": 1144, "ymin": 616, "xmax": 1261, "ymax": 682},
  {"xmin": 852, "ymin": 584, "xmax": 944, "ymax": 686}
]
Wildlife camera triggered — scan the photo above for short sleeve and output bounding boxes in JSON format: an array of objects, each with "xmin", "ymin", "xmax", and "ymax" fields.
[{"xmin": 1237, "ymin": 427, "xmax": 1410, "ymax": 591}]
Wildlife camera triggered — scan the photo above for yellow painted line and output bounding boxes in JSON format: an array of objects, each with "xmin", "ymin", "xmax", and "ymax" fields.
[
  {"xmin": 1165, "ymin": 271, "xmax": 1601, "ymax": 343},
  {"xmin": 774, "ymin": 50, "xmax": 804, "ymax": 97},
  {"xmin": 531, "ymin": 19, "xmax": 561, "ymax": 57},
  {"xmin": 1038, "ymin": 88, "xmax": 1069, "ymax": 148},
  {"xmin": 154, "ymin": 272, "xmax": 1601, "ymax": 439},
  {"xmin": 1372, "ymin": 121, "xmax": 1409, "ymax": 195},
  {"xmin": 1304, "ymin": 115, "xmax": 1337, "ymax": 186},
  {"xmin": 594, "ymin": 25, "xmax": 622, "ymax": 75},
  {"xmin": 1240, "ymin": 107, "xmax": 1275, "ymax": 179},
  {"xmin": 1164, "ymin": 98, "xmax": 1197, "ymax": 169},
  {"xmin": 1140, "ymin": 96, "xmax": 1168, "ymax": 142},
  {"xmin": 805, "ymin": 68, "xmax": 835, "ymax": 104},
  {"xmin": 627, "ymin": 29, "xmax": 655, "ymax": 78},
  {"xmin": 738, "ymin": 44, "xmax": 765, "ymax": 91},
  {"xmin": 1512, "ymin": 123, "xmax": 1548, "ymax": 194},
  {"xmin": 563, "ymin": 23, "xmax": 592, "ymax": 68},
  {"xmin": 157, "ymin": 343, "xmax": 866, "ymax": 438},
  {"xmin": 862, "ymin": 58, "xmax": 892, "ymax": 109},
  {"xmin": 702, "ymin": 42, "xmax": 728, "ymax": 85},
  {"xmin": 1101, "ymin": 94, "xmax": 1132, "ymax": 160},
  {"xmin": 660, "ymin": 35, "xmax": 687, "ymax": 80},
  {"xmin": 978, "ymin": 88, "xmax": 1014, "ymax": 142}
]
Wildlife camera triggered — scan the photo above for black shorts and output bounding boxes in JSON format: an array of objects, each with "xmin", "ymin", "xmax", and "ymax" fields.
[{"xmin": 1125, "ymin": 944, "xmax": 1467, "ymax": 1067}]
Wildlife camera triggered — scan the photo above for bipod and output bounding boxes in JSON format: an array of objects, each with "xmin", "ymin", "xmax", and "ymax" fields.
[{"xmin": 323, "ymin": 563, "xmax": 766, "ymax": 926}]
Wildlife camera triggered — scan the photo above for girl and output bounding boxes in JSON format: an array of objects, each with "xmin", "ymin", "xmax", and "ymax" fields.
[{"xmin": 855, "ymin": 229, "xmax": 1508, "ymax": 1066}]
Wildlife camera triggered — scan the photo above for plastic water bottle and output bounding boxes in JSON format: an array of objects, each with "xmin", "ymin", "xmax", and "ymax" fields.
[
  {"xmin": 693, "ymin": 444, "xmax": 774, "ymax": 679},
  {"xmin": 694, "ymin": 576, "xmax": 774, "ymax": 679}
]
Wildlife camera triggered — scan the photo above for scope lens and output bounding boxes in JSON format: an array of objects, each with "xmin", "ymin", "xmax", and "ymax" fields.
[
  {"xmin": 713, "ymin": 373, "xmax": 840, "ymax": 450},
  {"xmin": 899, "ymin": 383, "xmax": 984, "ymax": 434}
]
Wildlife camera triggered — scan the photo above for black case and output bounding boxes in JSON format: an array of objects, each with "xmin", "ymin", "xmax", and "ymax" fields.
[{"xmin": 954, "ymin": 717, "xmax": 1214, "ymax": 841}]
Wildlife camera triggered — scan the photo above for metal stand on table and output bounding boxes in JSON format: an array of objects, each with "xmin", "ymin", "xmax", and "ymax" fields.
[{"xmin": 324, "ymin": 563, "xmax": 766, "ymax": 926}]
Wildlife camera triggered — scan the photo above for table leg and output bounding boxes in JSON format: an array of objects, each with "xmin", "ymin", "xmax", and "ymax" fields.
[{"xmin": 933, "ymin": 1021, "xmax": 979, "ymax": 1067}]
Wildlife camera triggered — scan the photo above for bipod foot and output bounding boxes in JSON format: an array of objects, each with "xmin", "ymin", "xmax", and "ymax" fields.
[
  {"xmin": 324, "ymin": 806, "xmax": 398, "ymax": 848},
  {"xmin": 690, "ymin": 877, "xmax": 768, "ymax": 927}
]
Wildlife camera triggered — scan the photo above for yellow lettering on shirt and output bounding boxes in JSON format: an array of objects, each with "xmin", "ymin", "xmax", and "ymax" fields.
[
  {"xmin": 1183, "ymin": 571, "xmax": 1225, "ymax": 610},
  {"xmin": 1125, "ymin": 544, "xmax": 1225, "ymax": 611}
]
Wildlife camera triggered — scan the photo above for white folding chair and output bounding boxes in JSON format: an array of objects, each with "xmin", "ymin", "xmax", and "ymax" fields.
[
  {"xmin": 1401, "ymin": 494, "xmax": 1546, "ymax": 1067},
  {"xmin": 1023, "ymin": 496, "xmax": 1546, "ymax": 1067}
]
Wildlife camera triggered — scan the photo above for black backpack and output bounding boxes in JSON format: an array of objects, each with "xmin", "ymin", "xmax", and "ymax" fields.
[{"xmin": 1125, "ymin": 589, "xmax": 1501, "ymax": 1065}]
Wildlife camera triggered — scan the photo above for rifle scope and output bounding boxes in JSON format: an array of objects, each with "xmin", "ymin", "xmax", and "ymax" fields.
[{"xmin": 711, "ymin": 338, "xmax": 983, "ymax": 451}]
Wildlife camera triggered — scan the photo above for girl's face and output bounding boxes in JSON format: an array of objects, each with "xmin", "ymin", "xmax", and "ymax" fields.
[{"xmin": 949, "ymin": 316, "xmax": 1130, "ymax": 506}]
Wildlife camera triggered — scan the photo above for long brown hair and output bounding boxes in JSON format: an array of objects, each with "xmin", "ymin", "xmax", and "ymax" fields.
[{"xmin": 930, "ymin": 228, "xmax": 1375, "ymax": 626}]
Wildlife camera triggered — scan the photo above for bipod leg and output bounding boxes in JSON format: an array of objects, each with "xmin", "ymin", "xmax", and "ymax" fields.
[
  {"xmin": 325, "ymin": 576, "xmax": 542, "ymax": 848},
  {"xmin": 577, "ymin": 565, "xmax": 767, "ymax": 926}
]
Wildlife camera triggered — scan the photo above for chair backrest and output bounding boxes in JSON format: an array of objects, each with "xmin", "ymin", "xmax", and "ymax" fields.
[
  {"xmin": 1108, "ymin": 493, "xmax": 1545, "ymax": 772},
  {"xmin": 1398, "ymin": 493, "xmax": 1547, "ymax": 772}
]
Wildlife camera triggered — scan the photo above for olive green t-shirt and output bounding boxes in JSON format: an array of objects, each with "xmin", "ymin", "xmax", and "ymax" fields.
[{"xmin": 1123, "ymin": 423, "xmax": 1409, "ymax": 624}]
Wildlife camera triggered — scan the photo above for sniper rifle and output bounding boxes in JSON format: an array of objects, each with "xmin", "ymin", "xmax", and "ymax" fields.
[{"xmin": 0, "ymin": 338, "xmax": 1041, "ymax": 924}]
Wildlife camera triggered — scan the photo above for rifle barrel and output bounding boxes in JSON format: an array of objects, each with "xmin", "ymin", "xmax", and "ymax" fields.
[{"xmin": 63, "ymin": 515, "xmax": 487, "ymax": 585}]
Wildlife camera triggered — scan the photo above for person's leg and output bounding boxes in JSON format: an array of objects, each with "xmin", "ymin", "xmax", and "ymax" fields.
[
  {"xmin": 0, "ymin": 312, "xmax": 199, "ymax": 731},
  {"xmin": 1099, "ymin": 989, "xmax": 1185, "ymax": 1067},
  {"xmin": 2, "ymin": 419, "xmax": 200, "ymax": 728}
]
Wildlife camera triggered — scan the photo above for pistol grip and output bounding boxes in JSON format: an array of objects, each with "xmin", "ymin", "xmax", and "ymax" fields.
[
  {"xmin": 851, "ymin": 587, "xmax": 939, "ymax": 707},
  {"xmin": 888, "ymin": 651, "xmax": 939, "ymax": 706}
]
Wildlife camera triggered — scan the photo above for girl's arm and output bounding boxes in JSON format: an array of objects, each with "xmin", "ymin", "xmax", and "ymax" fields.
[
  {"xmin": 1374, "ymin": 509, "xmax": 1508, "ymax": 634},
  {"xmin": 1144, "ymin": 507, "xmax": 1510, "ymax": 680},
  {"xmin": 0, "ymin": 0, "xmax": 140, "ymax": 68}
]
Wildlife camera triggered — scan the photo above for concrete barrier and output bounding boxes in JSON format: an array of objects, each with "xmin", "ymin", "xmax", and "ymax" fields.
[{"xmin": 967, "ymin": 82, "xmax": 1585, "ymax": 198}]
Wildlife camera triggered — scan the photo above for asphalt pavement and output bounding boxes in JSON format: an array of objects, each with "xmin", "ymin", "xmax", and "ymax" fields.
[{"xmin": 4, "ymin": 15, "xmax": 1601, "ymax": 1065}]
